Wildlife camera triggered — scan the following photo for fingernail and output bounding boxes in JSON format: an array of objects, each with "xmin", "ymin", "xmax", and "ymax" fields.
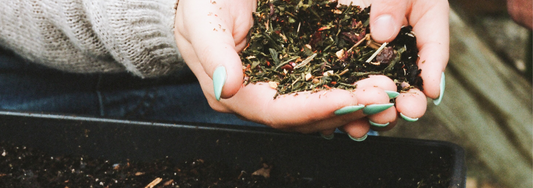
[
  {"xmin": 348, "ymin": 134, "xmax": 368, "ymax": 142},
  {"xmin": 371, "ymin": 14, "xmax": 395, "ymax": 41},
  {"xmin": 369, "ymin": 120, "xmax": 389, "ymax": 127},
  {"xmin": 385, "ymin": 90, "xmax": 400, "ymax": 99},
  {"xmin": 213, "ymin": 66, "xmax": 227, "ymax": 101},
  {"xmin": 363, "ymin": 103, "xmax": 394, "ymax": 115},
  {"xmin": 433, "ymin": 72, "xmax": 445, "ymax": 105},
  {"xmin": 400, "ymin": 113, "xmax": 419, "ymax": 122},
  {"xmin": 320, "ymin": 132, "xmax": 334, "ymax": 140},
  {"xmin": 334, "ymin": 105, "xmax": 365, "ymax": 115}
]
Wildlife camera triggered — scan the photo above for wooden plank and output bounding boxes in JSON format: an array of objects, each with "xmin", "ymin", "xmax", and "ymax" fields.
[{"xmin": 426, "ymin": 9, "xmax": 533, "ymax": 188}]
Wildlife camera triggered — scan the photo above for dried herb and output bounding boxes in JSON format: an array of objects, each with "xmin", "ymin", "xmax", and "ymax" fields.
[{"xmin": 241, "ymin": 0, "xmax": 423, "ymax": 97}]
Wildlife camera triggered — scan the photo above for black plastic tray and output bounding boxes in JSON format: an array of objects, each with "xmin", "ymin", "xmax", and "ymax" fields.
[{"xmin": 0, "ymin": 111, "xmax": 466, "ymax": 187}]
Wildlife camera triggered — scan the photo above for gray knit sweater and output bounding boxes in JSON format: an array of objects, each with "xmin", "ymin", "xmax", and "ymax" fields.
[{"xmin": 0, "ymin": 0, "xmax": 184, "ymax": 78}]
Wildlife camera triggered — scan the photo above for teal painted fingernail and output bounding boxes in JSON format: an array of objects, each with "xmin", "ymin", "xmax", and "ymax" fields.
[
  {"xmin": 348, "ymin": 134, "xmax": 368, "ymax": 142},
  {"xmin": 400, "ymin": 113, "xmax": 419, "ymax": 122},
  {"xmin": 334, "ymin": 105, "xmax": 365, "ymax": 115},
  {"xmin": 363, "ymin": 103, "xmax": 394, "ymax": 115},
  {"xmin": 369, "ymin": 120, "xmax": 389, "ymax": 127},
  {"xmin": 433, "ymin": 72, "xmax": 445, "ymax": 105},
  {"xmin": 385, "ymin": 90, "xmax": 400, "ymax": 99},
  {"xmin": 320, "ymin": 133, "xmax": 334, "ymax": 140},
  {"xmin": 213, "ymin": 66, "xmax": 227, "ymax": 101}
]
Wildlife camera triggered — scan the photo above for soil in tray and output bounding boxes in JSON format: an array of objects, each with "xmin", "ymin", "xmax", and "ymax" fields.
[
  {"xmin": 0, "ymin": 142, "xmax": 313, "ymax": 188},
  {"xmin": 0, "ymin": 141, "xmax": 454, "ymax": 188}
]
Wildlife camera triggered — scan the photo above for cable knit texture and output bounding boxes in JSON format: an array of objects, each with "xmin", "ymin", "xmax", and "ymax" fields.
[{"xmin": 0, "ymin": 0, "xmax": 184, "ymax": 78}]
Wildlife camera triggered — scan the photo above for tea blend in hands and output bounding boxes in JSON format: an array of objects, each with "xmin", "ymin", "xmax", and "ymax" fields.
[{"xmin": 241, "ymin": 0, "xmax": 422, "ymax": 97}]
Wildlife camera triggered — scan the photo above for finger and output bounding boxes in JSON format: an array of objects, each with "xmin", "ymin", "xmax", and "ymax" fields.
[
  {"xmin": 177, "ymin": 0, "xmax": 253, "ymax": 100},
  {"xmin": 174, "ymin": 33, "xmax": 231, "ymax": 112},
  {"xmin": 319, "ymin": 129, "xmax": 336, "ymax": 140},
  {"xmin": 222, "ymin": 84, "xmax": 363, "ymax": 131},
  {"xmin": 353, "ymin": 76, "xmax": 395, "ymax": 112},
  {"xmin": 288, "ymin": 104, "xmax": 366, "ymax": 133},
  {"xmin": 353, "ymin": 79, "xmax": 397, "ymax": 127},
  {"xmin": 342, "ymin": 118, "xmax": 371, "ymax": 141},
  {"xmin": 370, "ymin": 118, "xmax": 397, "ymax": 131},
  {"xmin": 354, "ymin": 75, "xmax": 397, "ymax": 92},
  {"xmin": 368, "ymin": 105, "xmax": 398, "ymax": 127},
  {"xmin": 409, "ymin": 0, "xmax": 449, "ymax": 99},
  {"xmin": 396, "ymin": 88, "xmax": 427, "ymax": 121},
  {"xmin": 233, "ymin": 104, "xmax": 356, "ymax": 135},
  {"xmin": 309, "ymin": 84, "xmax": 398, "ymax": 136},
  {"xmin": 369, "ymin": 0, "xmax": 410, "ymax": 43},
  {"xmin": 350, "ymin": 75, "xmax": 400, "ymax": 128}
]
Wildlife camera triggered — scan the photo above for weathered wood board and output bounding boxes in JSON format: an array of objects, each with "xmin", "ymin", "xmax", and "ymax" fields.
[{"xmin": 403, "ymin": 8, "xmax": 532, "ymax": 188}]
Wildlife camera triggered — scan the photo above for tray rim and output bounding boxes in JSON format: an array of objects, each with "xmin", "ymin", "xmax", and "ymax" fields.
[{"xmin": 0, "ymin": 110, "xmax": 467, "ymax": 187}]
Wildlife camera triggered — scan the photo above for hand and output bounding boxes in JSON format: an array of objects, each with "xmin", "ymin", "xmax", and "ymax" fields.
[
  {"xmin": 332, "ymin": 0, "xmax": 449, "ymax": 133},
  {"xmin": 173, "ymin": 0, "xmax": 448, "ymax": 140}
]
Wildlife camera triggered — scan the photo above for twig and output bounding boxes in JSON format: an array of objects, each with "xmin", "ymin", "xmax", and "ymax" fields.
[
  {"xmin": 366, "ymin": 42, "xmax": 388, "ymax": 63},
  {"xmin": 145, "ymin": 177, "xmax": 163, "ymax": 188},
  {"xmin": 347, "ymin": 34, "xmax": 369, "ymax": 52},
  {"xmin": 294, "ymin": 53, "xmax": 317, "ymax": 69}
]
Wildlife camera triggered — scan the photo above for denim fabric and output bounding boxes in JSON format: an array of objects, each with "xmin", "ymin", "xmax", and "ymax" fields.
[
  {"xmin": 0, "ymin": 48, "xmax": 264, "ymax": 127},
  {"xmin": 0, "ymin": 48, "xmax": 378, "ymax": 136}
]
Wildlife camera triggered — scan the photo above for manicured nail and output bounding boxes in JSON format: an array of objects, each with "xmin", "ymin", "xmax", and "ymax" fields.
[
  {"xmin": 334, "ymin": 105, "xmax": 365, "ymax": 115},
  {"xmin": 213, "ymin": 66, "xmax": 227, "ymax": 101},
  {"xmin": 348, "ymin": 134, "xmax": 368, "ymax": 142},
  {"xmin": 320, "ymin": 133, "xmax": 334, "ymax": 140},
  {"xmin": 385, "ymin": 90, "xmax": 400, "ymax": 99},
  {"xmin": 400, "ymin": 113, "xmax": 419, "ymax": 122},
  {"xmin": 433, "ymin": 72, "xmax": 445, "ymax": 105},
  {"xmin": 369, "ymin": 120, "xmax": 389, "ymax": 127},
  {"xmin": 363, "ymin": 103, "xmax": 394, "ymax": 115}
]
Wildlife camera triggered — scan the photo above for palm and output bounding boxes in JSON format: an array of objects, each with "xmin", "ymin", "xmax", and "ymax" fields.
[{"xmin": 174, "ymin": 0, "xmax": 448, "ymax": 139}]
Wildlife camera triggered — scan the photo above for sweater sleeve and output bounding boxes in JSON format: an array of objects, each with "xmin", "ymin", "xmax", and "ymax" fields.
[{"xmin": 0, "ymin": 0, "xmax": 184, "ymax": 78}]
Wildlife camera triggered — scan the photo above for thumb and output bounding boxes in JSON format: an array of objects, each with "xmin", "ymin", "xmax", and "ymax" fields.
[
  {"xmin": 183, "ymin": 3, "xmax": 245, "ymax": 101},
  {"xmin": 369, "ymin": 0, "xmax": 409, "ymax": 43},
  {"xmin": 196, "ymin": 42, "xmax": 244, "ymax": 101}
]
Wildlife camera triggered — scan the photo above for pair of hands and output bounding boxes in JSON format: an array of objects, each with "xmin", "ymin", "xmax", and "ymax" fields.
[{"xmin": 174, "ymin": 0, "xmax": 449, "ymax": 139}]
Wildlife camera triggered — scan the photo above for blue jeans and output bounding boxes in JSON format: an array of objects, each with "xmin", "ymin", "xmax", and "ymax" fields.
[
  {"xmin": 0, "ymin": 47, "xmax": 264, "ymax": 127},
  {"xmin": 0, "ymin": 48, "xmax": 378, "ymax": 136}
]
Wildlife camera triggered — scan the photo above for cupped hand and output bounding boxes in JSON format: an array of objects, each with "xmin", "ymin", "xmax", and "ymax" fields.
[
  {"xmin": 174, "ymin": 0, "xmax": 448, "ymax": 140},
  {"xmin": 333, "ymin": 0, "xmax": 449, "ymax": 136}
]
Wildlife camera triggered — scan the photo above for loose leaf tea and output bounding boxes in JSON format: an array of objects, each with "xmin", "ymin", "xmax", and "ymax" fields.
[{"xmin": 241, "ymin": 0, "xmax": 422, "ymax": 97}]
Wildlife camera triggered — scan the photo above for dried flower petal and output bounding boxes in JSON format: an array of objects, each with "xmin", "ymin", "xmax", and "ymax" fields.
[
  {"xmin": 376, "ymin": 47, "xmax": 396, "ymax": 64},
  {"xmin": 305, "ymin": 73, "xmax": 313, "ymax": 81},
  {"xmin": 336, "ymin": 49, "xmax": 345, "ymax": 59},
  {"xmin": 268, "ymin": 82, "xmax": 278, "ymax": 89}
]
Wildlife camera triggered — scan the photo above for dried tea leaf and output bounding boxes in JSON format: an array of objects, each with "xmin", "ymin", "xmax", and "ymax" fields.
[{"xmin": 241, "ymin": 0, "xmax": 422, "ymax": 97}]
